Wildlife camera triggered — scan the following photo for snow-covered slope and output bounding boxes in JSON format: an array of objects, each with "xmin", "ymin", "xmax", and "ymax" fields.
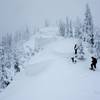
[
  {"xmin": 0, "ymin": 37, "xmax": 100, "ymax": 100},
  {"xmin": 15, "ymin": 27, "xmax": 58, "ymax": 65}
]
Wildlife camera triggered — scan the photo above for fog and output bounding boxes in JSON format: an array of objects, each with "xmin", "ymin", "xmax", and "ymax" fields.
[{"xmin": 0, "ymin": 0, "xmax": 99, "ymax": 33}]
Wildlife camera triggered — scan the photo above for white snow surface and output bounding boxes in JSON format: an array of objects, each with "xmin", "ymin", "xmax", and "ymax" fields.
[{"xmin": 0, "ymin": 35, "xmax": 100, "ymax": 100}]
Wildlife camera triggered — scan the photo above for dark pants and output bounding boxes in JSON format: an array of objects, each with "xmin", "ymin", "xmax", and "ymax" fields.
[
  {"xmin": 71, "ymin": 57, "xmax": 74, "ymax": 62},
  {"xmin": 71, "ymin": 57, "xmax": 77, "ymax": 63},
  {"xmin": 91, "ymin": 63, "xmax": 96, "ymax": 70},
  {"xmin": 75, "ymin": 49, "xmax": 77, "ymax": 55}
]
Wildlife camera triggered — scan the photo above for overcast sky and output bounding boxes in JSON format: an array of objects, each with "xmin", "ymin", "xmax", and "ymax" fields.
[{"xmin": 0, "ymin": 0, "xmax": 99, "ymax": 33}]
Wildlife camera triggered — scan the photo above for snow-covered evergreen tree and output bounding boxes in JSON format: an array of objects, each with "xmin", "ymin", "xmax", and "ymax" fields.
[
  {"xmin": 83, "ymin": 4, "xmax": 94, "ymax": 48},
  {"xmin": 95, "ymin": 41, "xmax": 100, "ymax": 59},
  {"xmin": 65, "ymin": 17, "xmax": 69, "ymax": 37},
  {"xmin": 65, "ymin": 17, "xmax": 73, "ymax": 38},
  {"xmin": 77, "ymin": 41, "xmax": 85, "ymax": 60},
  {"xmin": 24, "ymin": 27, "xmax": 30, "ymax": 41},
  {"xmin": 94, "ymin": 29, "xmax": 100, "ymax": 58},
  {"xmin": 74, "ymin": 18, "xmax": 83, "ymax": 39},
  {"xmin": 58, "ymin": 20, "xmax": 65, "ymax": 37},
  {"xmin": 0, "ymin": 33, "xmax": 20, "ymax": 89},
  {"xmin": 44, "ymin": 20, "xmax": 49, "ymax": 27},
  {"xmin": 69, "ymin": 20, "xmax": 73, "ymax": 37},
  {"xmin": 0, "ymin": 43, "xmax": 11, "ymax": 89}
]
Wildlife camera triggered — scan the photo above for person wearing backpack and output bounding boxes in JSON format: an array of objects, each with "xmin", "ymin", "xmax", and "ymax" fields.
[{"xmin": 90, "ymin": 56, "xmax": 97, "ymax": 71}]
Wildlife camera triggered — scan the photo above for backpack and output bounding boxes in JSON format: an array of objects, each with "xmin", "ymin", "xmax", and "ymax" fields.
[{"xmin": 94, "ymin": 58, "xmax": 97, "ymax": 64}]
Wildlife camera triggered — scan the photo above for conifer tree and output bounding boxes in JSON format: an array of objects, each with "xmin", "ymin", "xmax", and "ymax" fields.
[
  {"xmin": 58, "ymin": 20, "xmax": 65, "ymax": 37},
  {"xmin": 74, "ymin": 18, "xmax": 83, "ymax": 39},
  {"xmin": 69, "ymin": 20, "xmax": 73, "ymax": 37},
  {"xmin": 65, "ymin": 17, "xmax": 69, "ymax": 37},
  {"xmin": 83, "ymin": 4, "xmax": 94, "ymax": 48}
]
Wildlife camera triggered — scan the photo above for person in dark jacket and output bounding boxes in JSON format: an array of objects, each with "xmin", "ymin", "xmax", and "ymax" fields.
[
  {"xmin": 90, "ymin": 57, "xmax": 97, "ymax": 70},
  {"xmin": 74, "ymin": 44, "xmax": 78, "ymax": 55}
]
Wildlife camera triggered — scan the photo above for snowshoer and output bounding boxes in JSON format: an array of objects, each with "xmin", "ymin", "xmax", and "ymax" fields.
[
  {"xmin": 74, "ymin": 44, "xmax": 78, "ymax": 55},
  {"xmin": 90, "ymin": 57, "xmax": 97, "ymax": 71},
  {"xmin": 71, "ymin": 57, "xmax": 77, "ymax": 63}
]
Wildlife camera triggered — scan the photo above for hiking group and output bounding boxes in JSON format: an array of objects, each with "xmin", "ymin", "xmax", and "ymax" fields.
[{"xmin": 71, "ymin": 44, "xmax": 97, "ymax": 71}]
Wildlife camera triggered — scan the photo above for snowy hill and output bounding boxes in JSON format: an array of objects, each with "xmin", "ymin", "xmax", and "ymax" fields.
[
  {"xmin": 15, "ymin": 27, "xmax": 58, "ymax": 65},
  {"xmin": 0, "ymin": 35, "xmax": 100, "ymax": 100}
]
